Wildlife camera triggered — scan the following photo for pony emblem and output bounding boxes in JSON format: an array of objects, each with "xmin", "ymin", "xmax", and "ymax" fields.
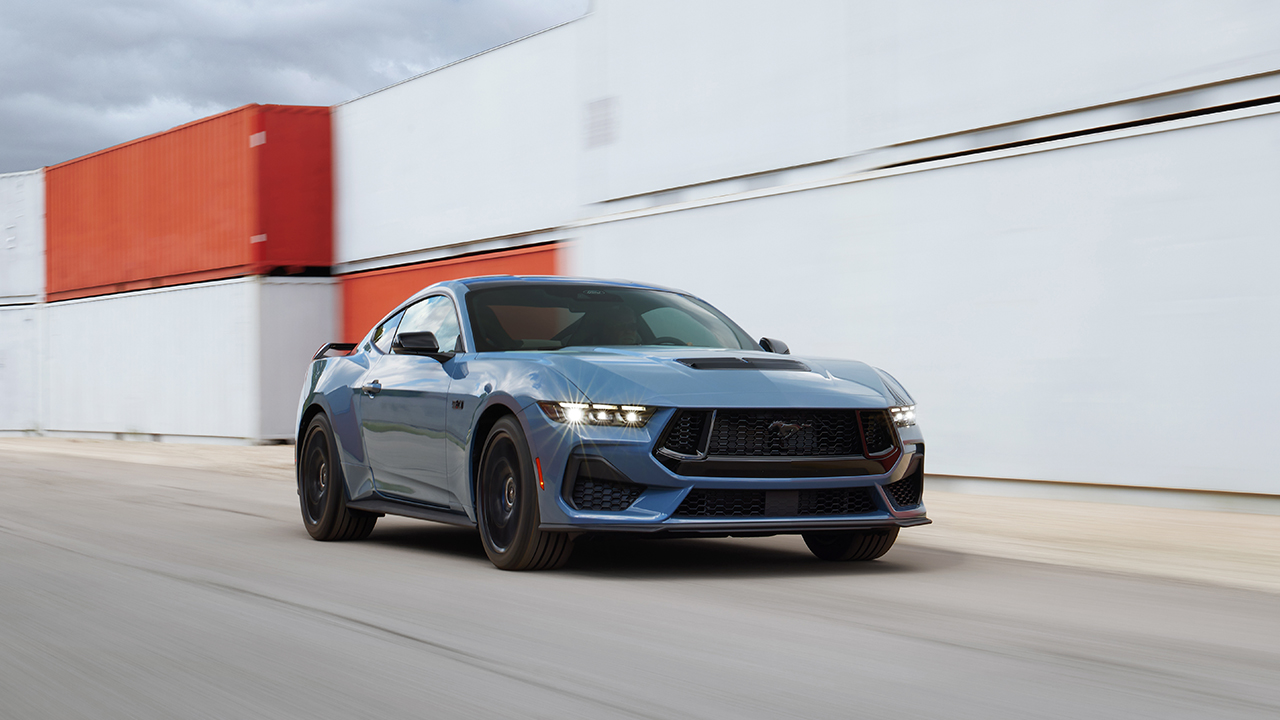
[{"xmin": 768, "ymin": 421, "xmax": 811, "ymax": 440}]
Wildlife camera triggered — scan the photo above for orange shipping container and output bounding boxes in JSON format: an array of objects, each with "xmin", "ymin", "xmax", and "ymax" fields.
[
  {"xmin": 341, "ymin": 244, "xmax": 560, "ymax": 343},
  {"xmin": 45, "ymin": 104, "xmax": 332, "ymax": 301}
]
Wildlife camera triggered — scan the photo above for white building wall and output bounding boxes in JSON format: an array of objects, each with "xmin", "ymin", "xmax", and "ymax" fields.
[
  {"xmin": 43, "ymin": 277, "xmax": 336, "ymax": 442},
  {"xmin": 568, "ymin": 109, "xmax": 1280, "ymax": 495},
  {"xmin": 0, "ymin": 169, "xmax": 45, "ymax": 304},
  {"xmin": 333, "ymin": 19, "xmax": 585, "ymax": 272},
  {"xmin": 0, "ymin": 305, "xmax": 40, "ymax": 432},
  {"xmin": 585, "ymin": 0, "xmax": 1280, "ymax": 201}
]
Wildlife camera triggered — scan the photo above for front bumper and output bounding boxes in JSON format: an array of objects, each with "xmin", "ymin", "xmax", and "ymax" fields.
[{"xmin": 523, "ymin": 405, "xmax": 929, "ymax": 533}]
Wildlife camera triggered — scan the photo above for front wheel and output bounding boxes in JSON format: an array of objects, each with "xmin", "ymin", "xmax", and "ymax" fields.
[
  {"xmin": 299, "ymin": 414, "xmax": 377, "ymax": 541},
  {"xmin": 802, "ymin": 527, "xmax": 899, "ymax": 561},
  {"xmin": 476, "ymin": 416, "xmax": 573, "ymax": 570}
]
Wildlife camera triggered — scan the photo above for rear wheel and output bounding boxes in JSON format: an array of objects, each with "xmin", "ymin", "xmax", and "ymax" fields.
[
  {"xmin": 476, "ymin": 416, "xmax": 573, "ymax": 570},
  {"xmin": 299, "ymin": 414, "xmax": 377, "ymax": 541},
  {"xmin": 802, "ymin": 527, "xmax": 898, "ymax": 561}
]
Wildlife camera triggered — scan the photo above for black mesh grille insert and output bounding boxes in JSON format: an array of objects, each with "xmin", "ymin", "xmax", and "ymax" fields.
[
  {"xmin": 797, "ymin": 487, "xmax": 877, "ymax": 515},
  {"xmin": 674, "ymin": 488, "xmax": 879, "ymax": 517},
  {"xmin": 674, "ymin": 489, "xmax": 766, "ymax": 517},
  {"xmin": 571, "ymin": 478, "xmax": 643, "ymax": 512},
  {"xmin": 884, "ymin": 475, "xmax": 923, "ymax": 507},
  {"xmin": 707, "ymin": 410, "xmax": 860, "ymax": 457},
  {"xmin": 859, "ymin": 411, "xmax": 894, "ymax": 455},
  {"xmin": 661, "ymin": 411, "xmax": 708, "ymax": 456}
]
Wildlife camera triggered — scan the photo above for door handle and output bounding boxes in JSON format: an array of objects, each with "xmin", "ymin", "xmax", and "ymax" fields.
[{"xmin": 362, "ymin": 380, "xmax": 382, "ymax": 396}]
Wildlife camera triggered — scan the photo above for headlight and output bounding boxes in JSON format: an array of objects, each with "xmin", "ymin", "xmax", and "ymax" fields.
[
  {"xmin": 537, "ymin": 401, "xmax": 657, "ymax": 427},
  {"xmin": 889, "ymin": 405, "xmax": 916, "ymax": 428}
]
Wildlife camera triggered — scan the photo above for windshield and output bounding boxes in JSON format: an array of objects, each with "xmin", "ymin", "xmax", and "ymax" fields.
[{"xmin": 465, "ymin": 284, "xmax": 758, "ymax": 352}]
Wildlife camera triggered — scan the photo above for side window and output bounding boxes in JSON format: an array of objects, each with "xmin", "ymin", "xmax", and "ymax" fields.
[
  {"xmin": 370, "ymin": 310, "xmax": 404, "ymax": 354},
  {"xmin": 398, "ymin": 296, "xmax": 463, "ymax": 353}
]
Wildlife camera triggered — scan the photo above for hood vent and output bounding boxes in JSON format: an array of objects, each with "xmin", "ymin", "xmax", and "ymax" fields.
[{"xmin": 677, "ymin": 357, "xmax": 810, "ymax": 372}]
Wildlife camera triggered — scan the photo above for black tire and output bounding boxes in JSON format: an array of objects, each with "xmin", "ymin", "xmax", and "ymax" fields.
[
  {"xmin": 299, "ymin": 414, "xmax": 377, "ymax": 541},
  {"xmin": 802, "ymin": 527, "xmax": 899, "ymax": 561},
  {"xmin": 476, "ymin": 416, "xmax": 573, "ymax": 571}
]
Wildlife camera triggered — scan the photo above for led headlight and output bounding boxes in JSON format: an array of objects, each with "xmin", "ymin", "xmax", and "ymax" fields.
[
  {"xmin": 537, "ymin": 401, "xmax": 656, "ymax": 427},
  {"xmin": 889, "ymin": 405, "xmax": 916, "ymax": 428}
]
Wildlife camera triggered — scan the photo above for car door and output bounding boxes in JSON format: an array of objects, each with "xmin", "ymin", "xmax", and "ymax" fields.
[{"xmin": 358, "ymin": 295, "xmax": 463, "ymax": 507}]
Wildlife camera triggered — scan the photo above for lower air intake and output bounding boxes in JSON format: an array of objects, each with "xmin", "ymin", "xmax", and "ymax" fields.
[
  {"xmin": 571, "ymin": 477, "xmax": 643, "ymax": 512},
  {"xmin": 884, "ymin": 475, "xmax": 923, "ymax": 507},
  {"xmin": 674, "ymin": 489, "xmax": 766, "ymax": 517},
  {"xmin": 798, "ymin": 487, "xmax": 876, "ymax": 515},
  {"xmin": 674, "ymin": 487, "xmax": 879, "ymax": 517}
]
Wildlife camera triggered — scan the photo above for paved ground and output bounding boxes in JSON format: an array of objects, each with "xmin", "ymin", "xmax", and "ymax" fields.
[{"xmin": 1, "ymin": 438, "xmax": 1277, "ymax": 719}]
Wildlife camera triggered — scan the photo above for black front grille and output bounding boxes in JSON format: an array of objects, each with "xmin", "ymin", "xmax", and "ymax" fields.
[
  {"xmin": 860, "ymin": 411, "xmax": 894, "ymax": 455},
  {"xmin": 674, "ymin": 487, "xmax": 879, "ymax": 518},
  {"xmin": 707, "ymin": 410, "xmax": 861, "ymax": 457},
  {"xmin": 674, "ymin": 489, "xmax": 766, "ymax": 517},
  {"xmin": 884, "ymin": 475, "xmax": 923, "ymax": 507},
  {"xmin": 798, "ymin": 487, "xmax": 876, "ymax": 515},
  {"xmin": 571, "ymin": 478, "xmax": 643, "ymax": 512},
  {"xmin": 662, "ymin": 411, "xmax": 708, "ymax": 456}
]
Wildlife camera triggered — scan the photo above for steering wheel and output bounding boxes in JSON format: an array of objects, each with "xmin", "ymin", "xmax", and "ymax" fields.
[{"xmin": 653, "ymin": 337, "xmax": 688, "ymax": 346}]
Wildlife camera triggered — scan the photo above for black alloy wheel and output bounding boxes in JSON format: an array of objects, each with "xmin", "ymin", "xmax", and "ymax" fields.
[
  {"xmin": 476, "ymin": 416, "xmax": 574, "ymax": 571},
  {"xmin": 481, "ymin": 431, "xmax": 522, "ymax": 553},
  {"xmin": 802, "ymin": 527, "xmax": 899, "ymax": 561},
  {"xmin": 301, "ymin": 424, "xmax": 330, "ymax": 526},
  {"xmin": 299, "ymin": 414, "xmax": 378, "ymax": 541}
]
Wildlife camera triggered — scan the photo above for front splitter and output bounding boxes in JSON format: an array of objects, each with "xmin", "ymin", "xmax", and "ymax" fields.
[{"xmin": 540, "ymin": 515, "xmax": 930, "ymax": 534}]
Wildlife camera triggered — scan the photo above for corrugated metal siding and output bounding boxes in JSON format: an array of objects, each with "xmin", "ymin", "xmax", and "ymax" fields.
[
  {"xmin": 333, "ymin": 20, "xmax": 581, "ymax": 270},
  {"xmin": 568, "ymin": 111, "xmax": 1280, "ymax": 495},
  {"xmin": 0, "ymin": 169, "xmax": 45, "ymax": 304},
  {"xmin": 0, "ymin": 305, "xmax": 40, "ymax": 431},
  {"xmin": 44, "ymin": 276, "xmax": 336, "ymax": 440},
  {"xmin": 45, "ymin": 105, "xmax": 331, "ymax": 302},
  {"xmin": 340, "ymin": 244, "xmax": 559, "ymax": 342},
  {"xmin": 259, "ymin": 106, "xmax": 334, "ymax": 270}
]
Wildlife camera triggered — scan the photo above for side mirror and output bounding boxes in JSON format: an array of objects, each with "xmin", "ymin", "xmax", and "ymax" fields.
[
  {"xmin": 392, "ymin": 331, "xmax": 451, "ymax": 360},
  {"xmin": 759, "ymin": 337, "xmax": 790, "ymax": 355}
]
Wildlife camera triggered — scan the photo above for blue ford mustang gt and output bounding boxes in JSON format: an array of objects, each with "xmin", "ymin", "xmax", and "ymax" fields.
[{"xmin": 296, "ymin": 276, "xmax": 927, "ymax": 570}]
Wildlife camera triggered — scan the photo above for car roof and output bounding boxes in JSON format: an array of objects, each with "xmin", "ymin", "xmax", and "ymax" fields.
[{"xmin": 449, "ymin": 275, "xmax": 687, "ymax": 294}]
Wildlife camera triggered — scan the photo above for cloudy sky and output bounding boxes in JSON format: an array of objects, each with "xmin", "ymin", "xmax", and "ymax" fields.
[{"xmin": 0, "ymin": 0, "xmax": 588, "ymax": 173}]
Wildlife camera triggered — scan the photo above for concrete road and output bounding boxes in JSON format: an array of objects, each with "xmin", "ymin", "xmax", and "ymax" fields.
[{"xmin": 1, "ymin": 441, "xmax": 1277, "ymax": 719}]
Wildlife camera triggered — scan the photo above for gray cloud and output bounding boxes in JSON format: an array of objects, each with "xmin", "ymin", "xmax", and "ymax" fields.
[{"xmin": 0, "ymin": 0, "xmax": 589, "ymax": 172}]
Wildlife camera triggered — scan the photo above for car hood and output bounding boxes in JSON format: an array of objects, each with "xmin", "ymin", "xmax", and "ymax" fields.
[{"xmin": 537, "ymin": 347, "xmax": 893, "ymax": 408}]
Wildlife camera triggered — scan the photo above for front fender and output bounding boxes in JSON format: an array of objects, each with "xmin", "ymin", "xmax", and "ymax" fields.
[
  {"xmin": 444, "ymin": 356, "xmax": 588, "ymax": 518},
  {"xmin": 296, "ymin": 354, "xmax": 374, "ymax": 502}
]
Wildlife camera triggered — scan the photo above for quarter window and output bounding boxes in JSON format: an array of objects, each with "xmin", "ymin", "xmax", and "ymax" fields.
[
  {"xmin": 371, "ymin": 310, "xmax": 404, "ymax": 354},
  {"xmin": 398, "ymin": 296, "xmax": 463, "ymax": 353}
]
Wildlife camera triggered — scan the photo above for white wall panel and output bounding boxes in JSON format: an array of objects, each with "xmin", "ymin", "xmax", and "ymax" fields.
[
  {"xmin": 258, "ymin": 278, "xmax": 340, "ymax": 439},
  {"xmin": 44, "ymin": 277, "xmax": 335, "ymax": 441},
  {"xmin": 843, "ymin": 0, "xmax": 1280, "ymax": 150},
  {"xmin": 0, "ymin": 305, "xmax": 39, "ymax": 431},
  {"xmin": 568, "ymin": 112, "xmax": 1280, "ymax": 495},
  {"xmin": 588, "ymin": 0, "xmax": 1280, "ymax": 200},
  {"xmin": 581, "ymin": 0, "xmax": 849, "ymax": 202},
  {"xmin": 0, "ymin": 169, "xmax": 44, "ymax": 304},
  {"xmin": 334, "ymin": 20, "xmax": 583, "ymax": 269}
]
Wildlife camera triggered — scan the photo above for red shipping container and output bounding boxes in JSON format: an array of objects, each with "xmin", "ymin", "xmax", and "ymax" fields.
[
  {"xmin": 341, "ymin": 244, "xmax": 561, "ymax": 343},
  {"xmin": 45, "ymin": 104, "xmax": 332, "ymax": 301}
]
